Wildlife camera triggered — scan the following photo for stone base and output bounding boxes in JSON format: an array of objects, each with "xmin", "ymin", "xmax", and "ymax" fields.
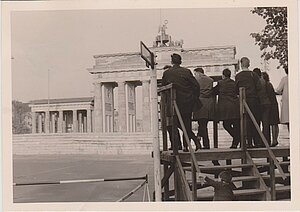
[
  {"xmin": 13, "ymin": 126, "xmax": 290, "ymax": 155},
  {"xmin": 13, "ymin": 133, "xmax": 153, "ymax": 155}
]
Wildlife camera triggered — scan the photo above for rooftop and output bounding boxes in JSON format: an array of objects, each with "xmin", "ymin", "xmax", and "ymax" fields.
[{"xmin": 30, "ymin": 97, "xmax": 94, "ymax": 105}]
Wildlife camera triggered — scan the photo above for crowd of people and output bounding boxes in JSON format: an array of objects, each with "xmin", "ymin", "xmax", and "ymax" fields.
[{"xmin": 162, "ymin": 54, "xmax": 289, "ymax": 152}]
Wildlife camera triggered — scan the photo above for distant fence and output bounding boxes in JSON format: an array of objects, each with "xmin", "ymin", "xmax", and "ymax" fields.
[{"xmin": 14, "ymin": 175, "xmax": 151, "ymax": 202}]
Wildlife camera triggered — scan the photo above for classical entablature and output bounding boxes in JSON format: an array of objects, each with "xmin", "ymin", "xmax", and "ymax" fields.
[
  {"xmin": 29, "ymin": 22, "xmax": 238, "ymax": 136},
  {"xmin": 88, "ymin": 45, "xmax": 238, "ymax": 82},
  {"xmin": 29, "ymin": 97, "xmax": 94, "ymax": 134}
]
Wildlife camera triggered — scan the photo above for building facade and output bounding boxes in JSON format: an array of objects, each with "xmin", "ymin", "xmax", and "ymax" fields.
[{"xmin": 29, "ymin": 23, "xmax": 238, "ymax": 136}]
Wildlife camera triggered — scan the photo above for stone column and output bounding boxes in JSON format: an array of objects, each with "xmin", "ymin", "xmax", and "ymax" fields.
[
  {"xmin": 142, "ymin": 80, "xmax": 151, "ymax": 132},
  {"xmin": 51, "ymin": 113, "xmax": 56, "ymax": 133},
  {"xmin": 87, "ymin": 109, "xmax": 92, "ymax": 133},
  {"xmin": 78, "ymin": 112, "xmax": 83, "ymax": 133},
  {"xmin": 118, "ymin": 81, "xmax": 127, "ymax": 132},
  {"xmin": 93, "ymin": 83, "xmax": 103, "ymax": 133},
  {"xmin": 58, "ymin": 110, "xmax": 63, "ymax": 133},
  {"xmin": 73, "ymin": 110, "xmax": 78, "ymax": 132},
  {"xmin": 83, "ymin": 116, "xmax": 87, "ymax": 132},
  {"xmin": 63, "ymin": 114, "xmax": 67, "ymax": 133},
  {"xmin": 31, "ymin": 112, "xmax": 36, "ymax": 133},
  {"xmin": 38, "ymin": 113, "xmax": 42, "ymax": 133},
  {"xmin": 45, "ymin": 111, "xmax": 50, "ymax": 133}
]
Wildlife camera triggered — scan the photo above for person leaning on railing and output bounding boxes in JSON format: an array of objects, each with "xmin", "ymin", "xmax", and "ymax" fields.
[
  {"xmin": 275, "ymin": 67, "xmax": 289, "ymax": 132},
  {"xmin": 262, "ymin": 72, "xmax": 280, "ymax": 147},
  {"xmin": 235, "ymin": 57, "xmax": 264, "ymax": 148},
  {"xmin": 213, "ymin": 68, "xmax": 240, "ymax": 149},
  {"xmin": 193, "ymin": 67, "xmax": 215, "ymax": 149},
  {"xmin": 161, "ymin": 53, "xmax": 202, "ymax": 152},
  {"xmin": 253, "ymin": 68, "xmax": 272, "ymax": 145}
]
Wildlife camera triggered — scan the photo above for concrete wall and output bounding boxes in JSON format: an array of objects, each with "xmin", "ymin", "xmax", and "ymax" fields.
[{"xmin": 13, "ymin": 133, "xmax": 153, "ymax": 155}]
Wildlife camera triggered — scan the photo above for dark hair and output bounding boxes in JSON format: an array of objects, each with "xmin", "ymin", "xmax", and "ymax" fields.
[
  {"xmin": 262, "ymin": 72, "xmax": 270, "ymax": 82},
  {"xmin": 194, "ymin": 67, "xmax": 204, "ymax": 73},
  {"xmin": 171, "ymin": 53, "xmax": 182, "ymax": 65},
  {"xmin": 222, "ymin": 68, "xmax": 231, "ymax": 78},
  {"xmin": 253, "ymin": 68, "xmax": 262, "ymax": 77},
  {"xmin": 240, "ymin": 57, "xmax": 250, "ymax": 68}
]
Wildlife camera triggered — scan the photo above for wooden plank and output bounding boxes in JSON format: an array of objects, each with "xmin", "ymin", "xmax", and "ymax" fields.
[
  {"xmin": 175, "ymin": 155, "xmax": 192, "ymax": 201},
  {"xmin": 197, "ymin": 189, "xmax": 266, "ymax": 201},
  {"xmin": 161, "ymin": 92, "xmax": 170, "ymax": 201},
  {"xmin": 246, "ymin": 152, "xmax": 271, "ymax": 200},
  {"xmin": 179, "ymin": 149, "xmax": 243, "ymax": 162},
  {"xmin": 157, "ymin": 83, "xmax": 174, "ymax": 93},
  {"xmin": 243, "ymin": 100, "xmax": 287, "ymax": 180},
  {"xmin": 161, "ymin": 92, "xmax": 168, "ymax": 151},
  {"xmin": 213, "ymin": 95, "xmax": 218, "ymax": 148},
  {"xmin": 191, "ymin": 162, "xmax": 197, "ymax": 200},
  {"xmin": 231, "ymin": 175, "xmax": 259, "ymax": 182},
  {"xmin": 239, "ymin": 88, "xmax": 247, "ymax": 163},
  {"xmin": 261, "ymin": 173, "xmax": 290, "ymax": 179},
  {"xmin": 255, "ymin": 161, "xmax": 290, "ymax": 167},
  {"xmin": 161, "ymin": 147, "xmax": 290, "ymax": 163},
  {"xmin": 269, "ymin": 158, "xmax": 276, "ymax": 200},
  {"xmin": 163, "ymin": 166, "xmax": 170, "ymax": 201},
  {"xmin": 174, "ymin": 103, "xmax": 202, "ymax": 177},
  {"xmin": 275, "ymin": 185, "xmax": 291, "ymax": 192},
  {"xmin": 234, "ymin": 188, "xmax": 266, "ymax": 196},
  {"xmin": 248, "ymin": 147, "xmax": 290, "ymax": 158},
  {"xmin": 184, "ymin": 163, "xmax": 253, "ymax": 172}
]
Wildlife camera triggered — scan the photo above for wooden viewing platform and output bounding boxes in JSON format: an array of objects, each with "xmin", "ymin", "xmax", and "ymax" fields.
[{"xmin": 156, "ymin": 84, "xmax": 290, "ymax": 201}]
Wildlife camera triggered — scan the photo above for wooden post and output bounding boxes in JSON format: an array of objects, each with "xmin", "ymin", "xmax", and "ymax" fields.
[
  {"xmin": 192, "ymin": 161, "xmax": 197, "ymax": 200},
  {"xmin": 213, "ymin": 96, "xmax": 218, "ymax": 148},
  {"xmin": 269, "ymin": 158, "xmax": 276, "ymax": 200},
  {"xmin": 174, "ymin": 165, "xmax": 179, "ymax": 200},
  {"xmin": 239, "ymin": 87, "xmax": 247, "ymax": 163},
  {"xmin": 171, "ymin": 87, "xmax": 179, "ymax": 155},
  {"xmin": 161, "ymin": 92, "xmax": 169, "ymax": 200},
  {"xmin": 161, "ymin": 92, "xmax": 167, "ymax": 152},
  {"xmin": 150, "ymin": 58, "xmax": 162, "ymax": 202}
]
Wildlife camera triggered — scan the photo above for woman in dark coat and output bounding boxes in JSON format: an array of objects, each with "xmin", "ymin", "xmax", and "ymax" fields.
[
  {"xmin": 214, "ymin": 69, "xmax": 240, "ymax": 148},
  {"xmin": 262, "ymin": 72, "xmax": 280, "ymax": 147}
]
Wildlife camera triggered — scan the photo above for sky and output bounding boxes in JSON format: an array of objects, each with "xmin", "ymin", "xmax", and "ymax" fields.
[{"xmin": 11, "ymin": 8, "xmax": 287, "ymax": 103}]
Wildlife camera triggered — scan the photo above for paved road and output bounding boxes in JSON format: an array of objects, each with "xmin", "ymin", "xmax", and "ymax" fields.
[
  {"xmin": 13, "ymin": 126, "xmax": 289, "ymax": 203},
  {"xmin": 13, "ymin": 154, "xmax": 155, "ymax": 202}
]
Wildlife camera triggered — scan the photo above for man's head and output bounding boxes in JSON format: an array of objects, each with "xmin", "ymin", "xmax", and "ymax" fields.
[
  {"xmin": 253, "ymin": 68, "xmax": 262, "ymax": 77},
  {"xmin": 222, "ymin": 68, "xmax": 231, "ymax": 79},
  {"xmin": 219, "ymin": 171, "xmax": 232, "ymax": 183},
  {"xmin": 194, "ymin": 67, "xmax": 204, "ymax": 74},
  {"xmin": 171, "ymin": 53, "xmax": 182, "ymax": 65},
  {"xmin": 240, "ymin": 57, "xmax": 250, "ymax": 69}
]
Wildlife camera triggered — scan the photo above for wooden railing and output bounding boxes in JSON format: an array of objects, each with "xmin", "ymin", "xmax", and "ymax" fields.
[
  {"xmin": 239, "ymin": 87, "xmax": 287, "ymax": 200},
  {"xmin": 158, "ymin": 83, "xmax": 203, "ymax": 200}
]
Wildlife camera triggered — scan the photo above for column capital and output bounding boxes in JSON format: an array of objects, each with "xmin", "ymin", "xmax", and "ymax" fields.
[
  {"xmin": 142, "ymin": 80, "xmax": 150, "ymax": 84},
  {"xmin": 117, "ymin": 81, "xmax": 126, "ymax": 85},
  {"xmin": 93, "ymin": 81, "xmax": 102, "ymax": 85}
]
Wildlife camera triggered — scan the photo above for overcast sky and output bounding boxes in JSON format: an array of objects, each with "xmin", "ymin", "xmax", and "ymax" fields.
[{"xmin": 11, "ymin": 8, "xmax": 287, "ymax": 103}]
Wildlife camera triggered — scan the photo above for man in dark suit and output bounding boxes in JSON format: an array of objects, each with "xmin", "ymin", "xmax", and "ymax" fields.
[
  {"xmin": 235, "ymin": 57, "xmax": 263, "ymax": 148},
  {"xmin": 162, "ymin": 53, "xmax": 201, "ymax": 152},
  {"xmin": 193, "ymin": 67, "xmax": 214, "ymax": 149}
]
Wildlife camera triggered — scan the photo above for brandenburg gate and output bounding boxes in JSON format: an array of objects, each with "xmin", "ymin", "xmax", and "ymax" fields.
[{"xmin": 29, "ymin": 23, "xmax": 238, "ymax": 138}]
